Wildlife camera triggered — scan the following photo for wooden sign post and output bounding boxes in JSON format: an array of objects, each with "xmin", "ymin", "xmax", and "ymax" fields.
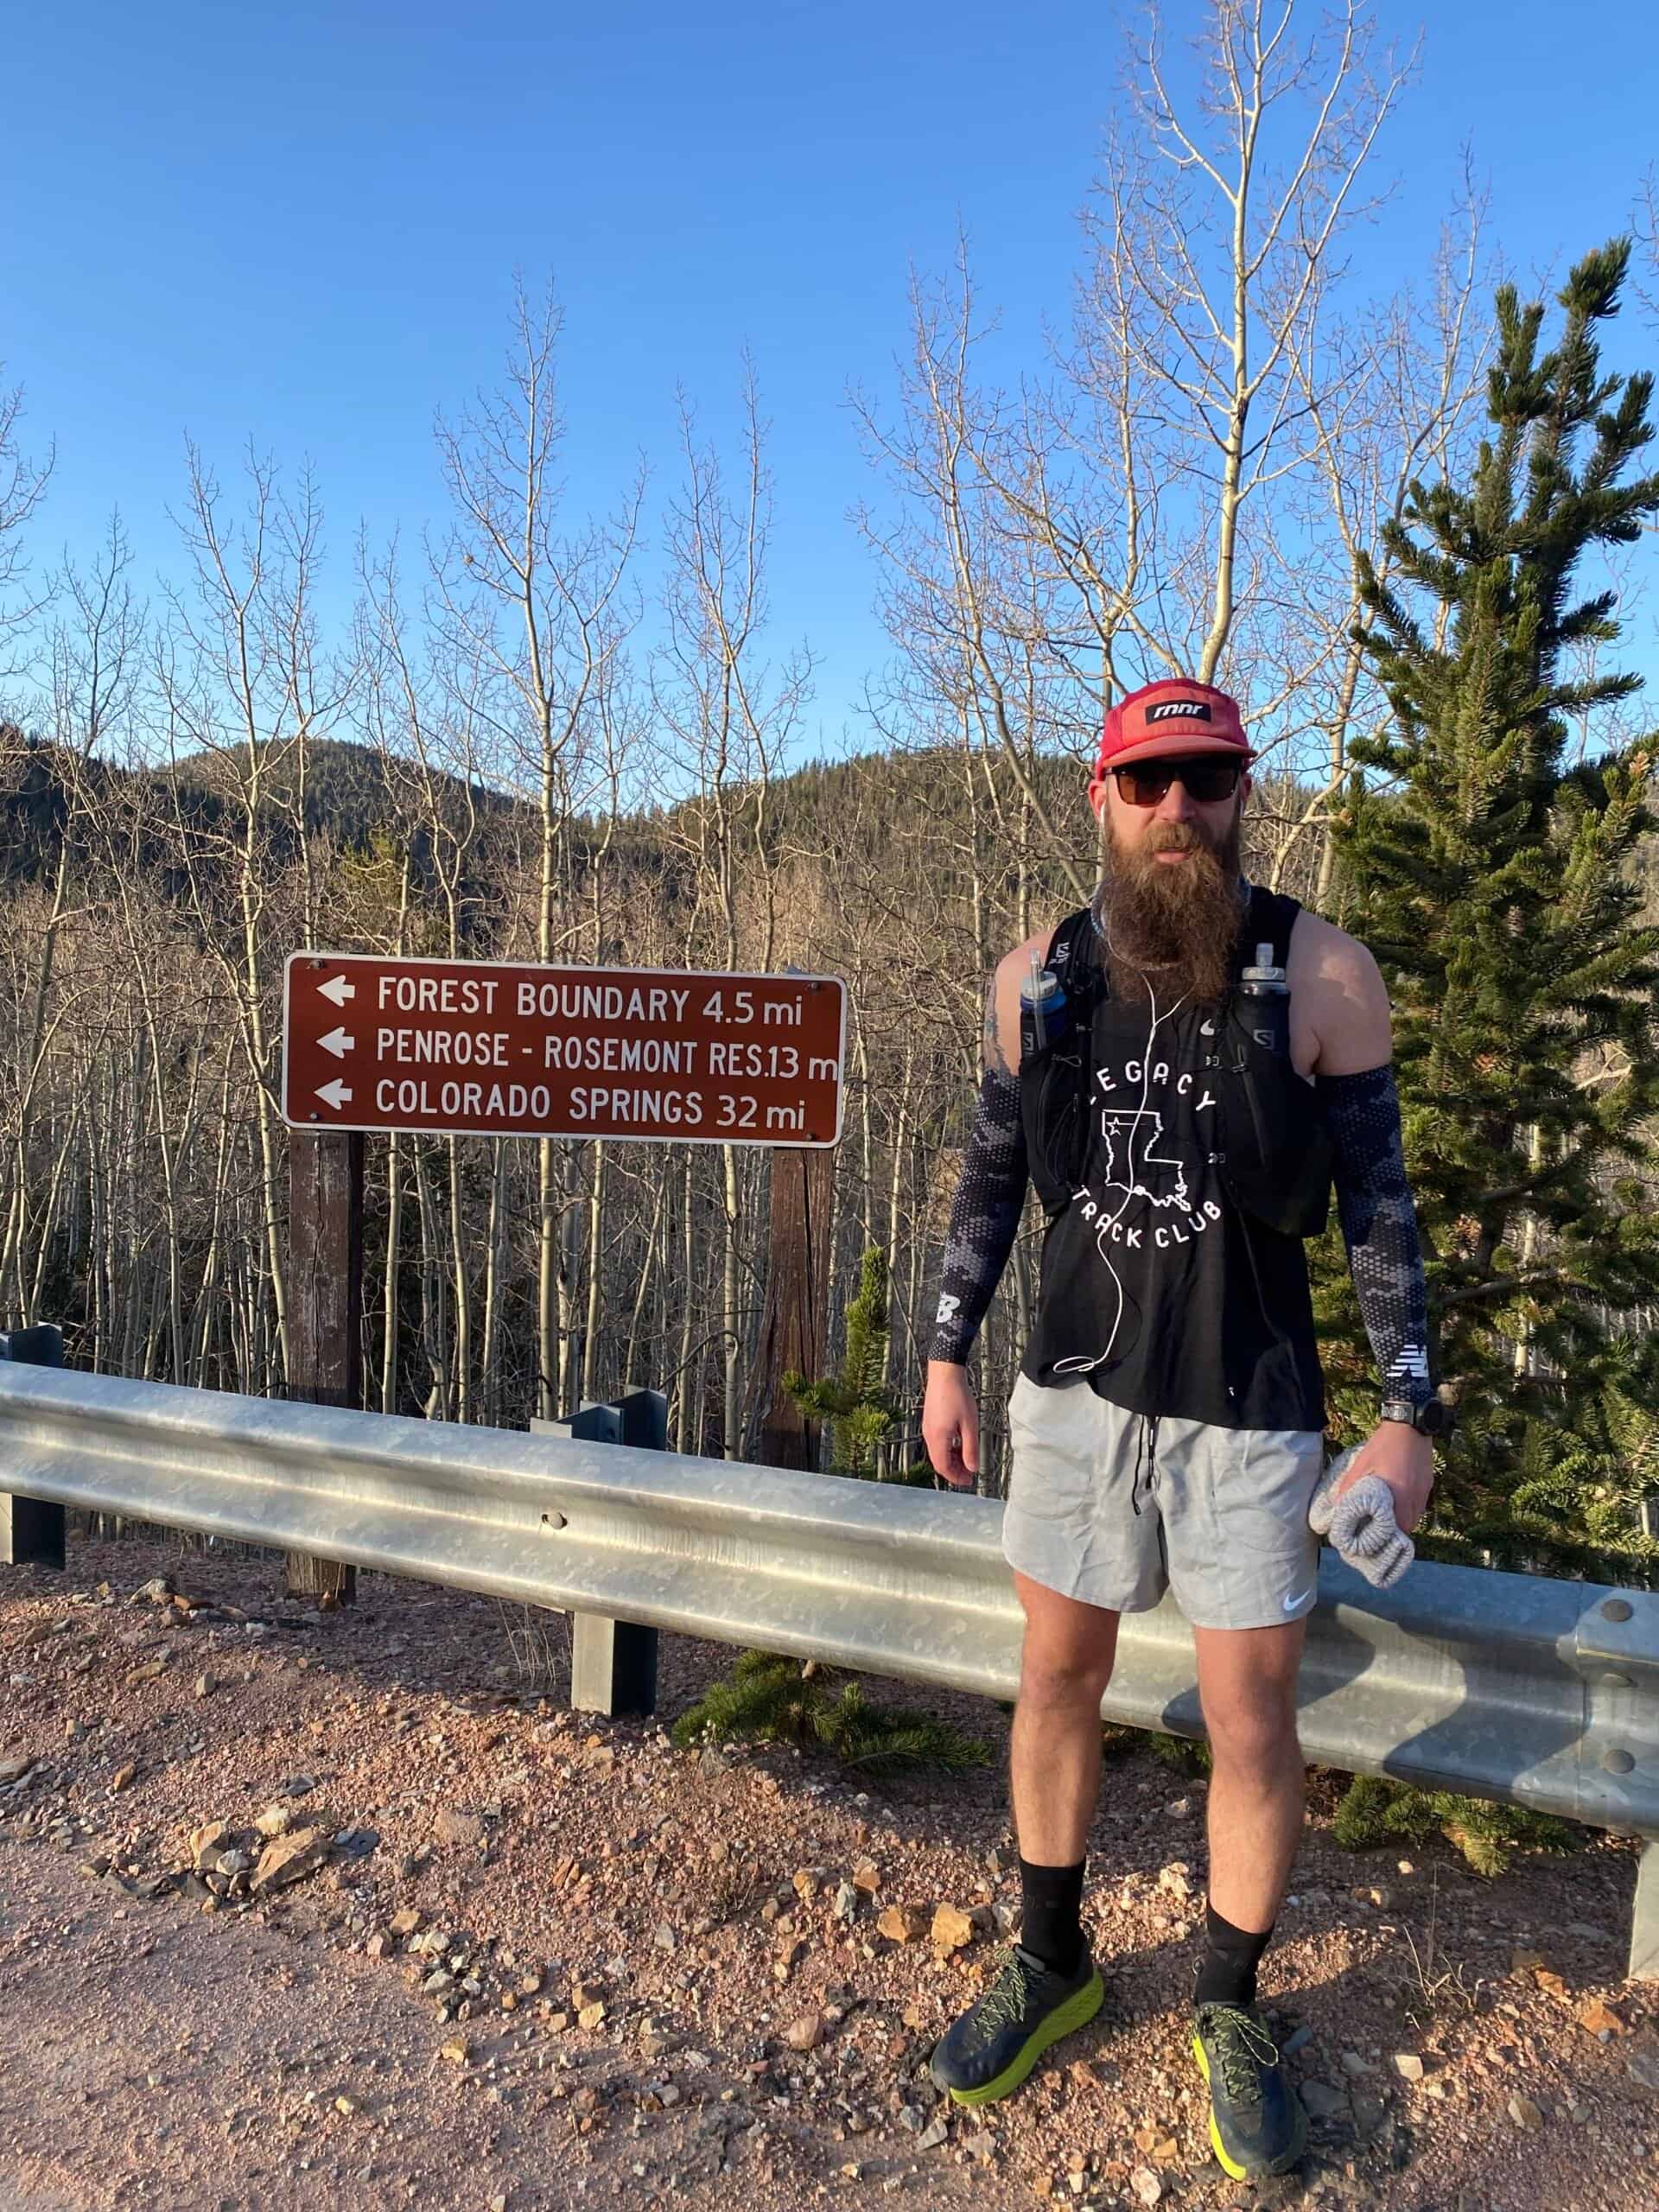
[
  {"xmin": 286, "ymin": 1128, "xmax": 365, "ymax": 1602},
  {"xmin": 756, "ymin": 1144, "xmax": 836, "ymax": 1471}
]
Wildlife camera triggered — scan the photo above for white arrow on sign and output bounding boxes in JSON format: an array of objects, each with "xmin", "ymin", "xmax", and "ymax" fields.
[
  {"xmin": 317, "ymin": 974, "xmax": 355, "ymax": 1007},
  {"xmin": 315, "ymin": 1079, "xmax": 353, "ymax": 1111},
  {"xmin": 317, "ymin": 1026, "xmax": 355, "ymax": 1059}
]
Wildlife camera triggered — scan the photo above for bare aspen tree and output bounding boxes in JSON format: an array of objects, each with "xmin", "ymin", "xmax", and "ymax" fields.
[
  {"xmin": 655, "ymin": 367, "xmax": 811, "ymax": 1453},
  {"xmin": 432, "ymin": 282, "xmax": 643, "ymax": 1419},
  {"xmin": 0, "ymin": 517, "xmax": 141, "ymax": 1319},
  {"xmin": 0, "ymin": 370, "xmax": 53, "ymax": 683},
  {"xmin": 157, "ymin": 445, "xmax": 350, "ymax": 1383}
]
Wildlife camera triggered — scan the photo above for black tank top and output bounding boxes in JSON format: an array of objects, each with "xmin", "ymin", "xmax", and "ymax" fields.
[{"xmin": 1019, "ymin": 885, "xmax": 1327, "ymax": 1431}]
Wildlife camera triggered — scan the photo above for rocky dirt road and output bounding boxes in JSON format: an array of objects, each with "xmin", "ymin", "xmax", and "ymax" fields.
[{"xmin": 2, "ymin": 1537, "xmax": 1656, "ymax": 2212}]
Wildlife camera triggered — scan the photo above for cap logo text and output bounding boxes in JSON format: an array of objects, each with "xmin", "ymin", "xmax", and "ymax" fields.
[{"xmin": 1144, "ymin": 699, "xmax": 1213, "ymax": 724}]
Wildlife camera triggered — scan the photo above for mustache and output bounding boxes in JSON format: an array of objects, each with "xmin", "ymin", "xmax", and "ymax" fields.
[{"xmin": 1144, "ymin": 820, "xmax": 1213, "ymax": 857}]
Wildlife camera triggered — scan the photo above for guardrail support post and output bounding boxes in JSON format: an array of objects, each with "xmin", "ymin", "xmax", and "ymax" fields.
[
  {"xmin": 0, "ymin": 1326, "xmax": 67, "ymax": 1569},
  {"xmin": 1631, "ymin": 1838, "xmax": 1659, "ymax": 1982},
  {"xmin": 532, "ymin": 1388, "xmax": 666, "ymax": 1719}
]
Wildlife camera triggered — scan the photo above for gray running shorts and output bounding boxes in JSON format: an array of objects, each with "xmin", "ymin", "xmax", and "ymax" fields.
[{"xmin": 1001, "ymin": 1373, "xmax": 1323, "ymax": 1631}]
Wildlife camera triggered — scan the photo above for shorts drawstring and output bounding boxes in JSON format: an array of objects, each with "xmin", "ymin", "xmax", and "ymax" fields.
[{"xmin": 1131, "ymin": 1412, "xmax": 1162, "ymax": 1516}]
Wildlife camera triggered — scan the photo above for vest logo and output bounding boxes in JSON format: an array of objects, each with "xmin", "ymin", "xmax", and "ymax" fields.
[{"xmin": 1145, "ymin": 698, "xmax": 1213, "ymax": 724}]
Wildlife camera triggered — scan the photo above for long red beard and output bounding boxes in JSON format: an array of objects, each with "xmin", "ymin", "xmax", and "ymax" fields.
[{"xmin": 1093, "ymin": 810, "xmax": 1244, "ymax": 1007}]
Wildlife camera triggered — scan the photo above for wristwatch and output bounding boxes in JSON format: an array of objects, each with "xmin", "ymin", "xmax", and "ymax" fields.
[{"xmin": 1380, "ymin": 1396, "xmax": 1452, "ymax": 1437}]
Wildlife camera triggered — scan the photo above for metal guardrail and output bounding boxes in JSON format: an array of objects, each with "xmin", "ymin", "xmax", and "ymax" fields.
[{"xmin": 1, "ymin": 1357, "xmax": 1656, "ymax": 1981}]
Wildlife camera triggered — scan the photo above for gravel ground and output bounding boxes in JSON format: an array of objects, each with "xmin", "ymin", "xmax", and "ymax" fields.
[{"xmin": 1, "ymin": 1534, "xmax": 1656, "ymax": 2212}]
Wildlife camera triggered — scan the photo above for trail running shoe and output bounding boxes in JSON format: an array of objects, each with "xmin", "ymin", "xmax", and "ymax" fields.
[
  {"xmin": 929, "ymin": 1942, "xmax": 1103, "ymax": 2107},
  {"xmin": 1192, "ymin": 2001, "xmax": 1308, "ymax": 2179}
]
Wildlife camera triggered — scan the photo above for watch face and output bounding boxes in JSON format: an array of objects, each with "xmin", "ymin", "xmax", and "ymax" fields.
[{"xmin": 1416, "ymin": 1400, "xmax": 1451, "ymax": 1436}]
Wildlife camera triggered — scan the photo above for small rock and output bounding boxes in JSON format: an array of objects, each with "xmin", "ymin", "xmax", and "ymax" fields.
[
  {"xmin": 213, "ymin": 1848, "xmax": 251, "ymax": 1878},
  {"xmin": 1338, "ymin": 2050, "xmax": 1374, "ymax": 2079},
  {"xmin": 1626, "ymin": 2040, "xmax": 1659, "ymax": 2090},
  {"xmin": 334, "ymin": 2095, "xmax": 357, "ymax": 2115},
  {"xmin": 652, "ymin": 1921, "xmax": 677, "ymax": 1952},
  {"xmin": 1163, "ymin": 1798, "xmax": 1191, "ymax": 1820},
  {"xmin": 852, "ymin": 1859, "xmax": 881, "ymax": 1895},
  {"xmin": 1300, "ymin": 2080, "xmax": 1348, "ymax": 2120},
  {"xmin": 877, "ymin": 1904, "xmax": 927, "ymax": 1944},
  {"xmin": 16, "ymin": 1620, "xmax": 53, "ymax": 1649},
  {"xmin": 389, "ymin": 1906, "xmax": 423, "ymax": 1937},
  {"xmin": 366, "ymin": 1932, "xmax": 392, "ymax": 1961},
  {"xmin": 440, "ymin": 2039, "xmax": 469, "ymax": 2066},
  {"xmin": 250, "ymin": 1824, "xmax": 332, "ymax": 1894},
  {"xmin": 433, "ymin": 1807, "xmax": 483, "ymax": 1848},
  {"xmin": 1392, "ymin": 2052, "xmax": 1425, "ymax": 2082},
  {"xmin": 831, "ymin": 1878, "xmax": 859, "ymax": 1923},
  {"xmin": 1129, "ymin": 2168, "xmax": 1162, "ymax": 2207},
  {"xmin": 111, "ymin": 1761, "xmax": 137, "ymax": 1792},
  {"xmin": 784, "ymin": 2014, "xmax": 823, "ymax": 2053},
  {"xmin": 1156, "ymin": 1862, "xmax": 1192, "ymax": 1901},
  {"xmin": 791, "ymin": 1868, "xmax": 821, "ymax": 1904},
  {"xmin": 1576, "ymin": 1999, "xmax": 1625, "ymax": 2037},
  {"xmin": 190, "ymin": 1821, "xmax": 230, "ymax": 1873},
  {"xmin": 931, "ymin": 1904, "xmax": 976, "ymax": 1952},
  {"xmin": 0, "ymin": 1756, "xmax": 35, "ymax": 1784},
  {"xmin": 1282, "ymin": 2025, "xmax": 1313, "ymax": 2058},
  {"xmin": 1507, "ymin": 2094, "xmax": 1544, "ymax": 2131},
  {"xmin": 194, "ymin": 1673, "xmax": 215, "ymax": 1699},
  {"xmin": 916, "ymin": 2116, "xmax": 949, "ymax": 2152},
  {"xmin": 577, "ymin": 2001, "xmax": 606, "ymax": 2031}
]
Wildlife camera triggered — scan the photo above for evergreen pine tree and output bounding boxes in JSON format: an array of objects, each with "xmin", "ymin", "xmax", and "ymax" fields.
[
  {"xmin": 785, "ymin": 1245, "xmax": 932, "ymax": 1483},
  {"xmin": 1315, "ymin": 240, "xmax": 1659, "ymax": 1581}
]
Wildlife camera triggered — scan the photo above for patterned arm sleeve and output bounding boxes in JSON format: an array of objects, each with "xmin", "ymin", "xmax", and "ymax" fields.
[
  {"xmin": 928, "ymin": 1066, "xmax": 1030, "ymax": 1365},
  {"xmin": 1318, "ymin": 1062, "xmax": 1433, "ymax": 1405}
]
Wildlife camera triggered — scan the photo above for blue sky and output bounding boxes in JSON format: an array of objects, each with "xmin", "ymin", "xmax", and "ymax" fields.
[{"xmin": 4, "ymin": 1, "xmax": 1658, "ymax": 757}]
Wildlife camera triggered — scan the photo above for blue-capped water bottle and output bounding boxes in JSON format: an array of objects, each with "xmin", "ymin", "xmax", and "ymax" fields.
[{"xmin": 1020, "ymin": 950, "xmax": 1069, "ymax": 1056}]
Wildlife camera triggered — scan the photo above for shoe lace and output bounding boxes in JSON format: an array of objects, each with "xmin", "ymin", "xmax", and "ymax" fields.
[
  {"xmin": 972, "ymin": 1948, "xmax": 1033, "ymax": 2041},
  {"xmin": 1201, "ymin": 2005, "xmax": 1278, "ymax": 2108}
]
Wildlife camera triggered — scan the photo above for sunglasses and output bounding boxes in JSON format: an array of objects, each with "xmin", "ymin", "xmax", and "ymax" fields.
[{"xmin": 1109, "ymin": 755, "xmax": 1243, "ymax": 807}]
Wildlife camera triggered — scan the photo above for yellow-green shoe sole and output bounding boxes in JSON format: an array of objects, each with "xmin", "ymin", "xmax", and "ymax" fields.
[
  {"xmin": 944, "ymin": 1967, "xmax": 1104, "ymax": 2107},
  {"xmin": 1191, "ymin": 2031, "xmax": 1308, "ymax": 2179}
]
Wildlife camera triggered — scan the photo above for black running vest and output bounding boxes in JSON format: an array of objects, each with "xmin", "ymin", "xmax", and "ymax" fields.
[{"xmin": 1019, "ymin": 886, "xmax": 1332, "ymax": 1430}]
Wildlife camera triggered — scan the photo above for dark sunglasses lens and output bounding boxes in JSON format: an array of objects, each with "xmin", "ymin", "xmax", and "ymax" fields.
[{"xmin": 1116, "ymin": 759, "xmax": 1238, "ymax": 805}]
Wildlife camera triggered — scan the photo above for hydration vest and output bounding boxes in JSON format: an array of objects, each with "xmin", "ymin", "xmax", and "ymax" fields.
[{"xmin": 1017, "ymin": 885, "xmax": 1333, "ymax": 1428}]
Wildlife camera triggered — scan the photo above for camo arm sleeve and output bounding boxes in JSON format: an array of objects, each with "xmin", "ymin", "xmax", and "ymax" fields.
[
  {"xmin": 928, "ymin": 1066, "xmax": 1029, "ymax": 1365},
  {"xmin": 1318, "ymin": 1062, "xmax": 1433, "ymax": 1405}
]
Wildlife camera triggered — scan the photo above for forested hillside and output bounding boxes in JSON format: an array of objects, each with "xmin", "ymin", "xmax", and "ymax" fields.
[{"xmin": 4, "ymin": 1, "xmax": 1659, "ymax": 1584}]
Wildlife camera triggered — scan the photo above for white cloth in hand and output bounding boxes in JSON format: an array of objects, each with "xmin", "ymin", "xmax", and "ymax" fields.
[{"xmin": 1307, "ymin": 1446, "xmax": 1414, "ymax": 1589}]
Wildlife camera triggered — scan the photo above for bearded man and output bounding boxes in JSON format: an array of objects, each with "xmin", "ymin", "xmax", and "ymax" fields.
[{"xmin": 920, "ymin": 678, "xmax": 1443, "ymax": 2180}]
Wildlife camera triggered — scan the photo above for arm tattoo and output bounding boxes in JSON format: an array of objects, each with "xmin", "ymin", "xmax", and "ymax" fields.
[
  {"xmin": 929, "ymin": 1065, "xmax": 1028, "ymax": 1364},
  {"xmin": 1319, "ymin": 1062, "xmax": 1433, "ymax": 1403},
  {"xmin": 982, "ymin": 974, "xmax": 1013, "ymax": 1077}
]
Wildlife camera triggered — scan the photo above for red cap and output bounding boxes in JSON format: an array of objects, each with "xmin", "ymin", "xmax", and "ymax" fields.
[{"xmin": 1094, "ymin": 678, "xmax": 1252, "ymax": 779}]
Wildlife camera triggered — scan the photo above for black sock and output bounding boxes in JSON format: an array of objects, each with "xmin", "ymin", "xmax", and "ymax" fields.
[
  {"xmin": 1194, "ymin": 1901, "xmax": 1273, "ymax": 2009},
  {"xmin": 1017, "ymin": 1853, "xmax": 1086, "ymax": 1977}
]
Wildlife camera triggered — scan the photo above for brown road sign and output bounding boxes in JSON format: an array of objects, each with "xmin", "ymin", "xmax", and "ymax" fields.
[{"xmin": 281, "ymin": 954, "xmax": 848, "ymax": 1147}]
